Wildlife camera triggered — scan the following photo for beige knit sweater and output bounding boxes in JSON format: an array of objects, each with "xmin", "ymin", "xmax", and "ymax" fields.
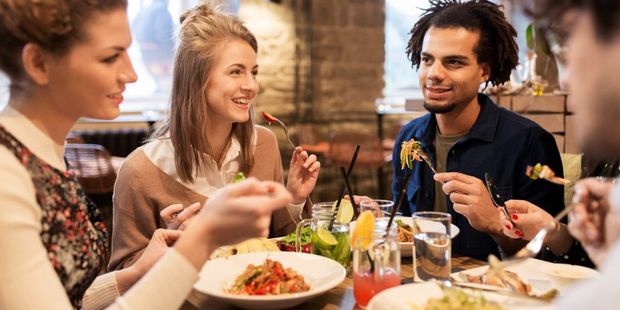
[{"xmin": 109, "ymin": 126, "xmax": 307, "ymax": 270}]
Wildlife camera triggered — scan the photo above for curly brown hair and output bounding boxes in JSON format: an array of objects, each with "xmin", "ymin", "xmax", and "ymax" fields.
[
  {"xmin": 0, "ymin": 0, "xmax": 127, "ymax": 80},
  {"xmin": 406, "ymin": 0, "xmax": 518, "ymax": 87}
]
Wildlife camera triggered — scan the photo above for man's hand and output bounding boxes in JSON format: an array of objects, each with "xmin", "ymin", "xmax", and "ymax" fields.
[
  {"xmin": 568, "ymin": 178, "xmax": 614, "ymax": 266},
  {"xmin": 434, "ymin": 172, "xmax": 501, "ymax": 234}
]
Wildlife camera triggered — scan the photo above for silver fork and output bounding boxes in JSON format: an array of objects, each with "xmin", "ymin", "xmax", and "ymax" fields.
[
  {"xmin": 271, "ymin": 119, "xmax": 295, "ymax": 148},
  {"xmin": 263, "ymin": 112, "xmax": 296, "ymax": 148},
  {"xmin": 497, "ymin": 203, "xmax": 577, "ymax": 268},
  {"xmin": 484, "ymin": 173, "xmax": 516, "ymax": 227}
]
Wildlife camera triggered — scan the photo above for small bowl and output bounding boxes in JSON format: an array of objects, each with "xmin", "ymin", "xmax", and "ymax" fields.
[{"xmin": 542, "ymin": 263, "xmax": 599, "ymax": 291}]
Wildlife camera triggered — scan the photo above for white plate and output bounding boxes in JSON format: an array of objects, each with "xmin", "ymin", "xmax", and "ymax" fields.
[
  {"xmin": 367, "ymin": 282, "xmax": 553, "ymax": 310},
  {"xmin": 350, "ymin": 216, "xmax": 460, "ymax": 257},
  {"xmin": 452, "ymin": 258, "xmax": 583, "ymax": 295},
  {"xmin": 540, "ymin": 263, "xmax": 599, "ymax": 292},
  {"xmin": 194, "ymin": 252, "xmax": 346, "ymax": 310}
]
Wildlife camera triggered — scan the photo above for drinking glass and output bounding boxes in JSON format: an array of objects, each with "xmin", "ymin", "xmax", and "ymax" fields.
[
  {"xmin": 296, "ymin": 202, "xmax": 351, "ymax": 268},
  {"xmin": 412, "ymin": 211, "xmax": 452, "ymax": 282},
  {"xmin": 360, "ymin": 199, "xmax": 394, "ymax": 218},
  {"xmin": 353, "ymin": 219, "xmax": 400, "ymax": 308}
]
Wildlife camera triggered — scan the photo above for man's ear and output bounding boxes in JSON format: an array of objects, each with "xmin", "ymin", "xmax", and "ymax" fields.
[
  {"xmin": 480, "ymin": 63, "xmax": 491, "ymax": 83},
  {"xmin": 21, "ymin": 43, "xmax": 51, "ymax": 86}
]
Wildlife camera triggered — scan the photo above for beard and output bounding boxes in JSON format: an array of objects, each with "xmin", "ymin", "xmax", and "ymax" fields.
[{"xmin": 423, "ymin": 101, "xmax": 457, "ymax": 114}]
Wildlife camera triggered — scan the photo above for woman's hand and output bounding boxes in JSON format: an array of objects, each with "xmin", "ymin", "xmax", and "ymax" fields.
[
  {"xmin": 133, "ymin": 229, "xmax": 183, "ymax": 274},
  {"xmin": 118, "ymin": 229, "xmax": 183, "ymax": 293},
  {"xmin": 286, "ymin": 146, "xmax": 320, "ymax": 204},
  {"xmin": 500, "ymin": 199, "xmax": 553, "ymax": 240},
  {"xmin": 194, "ymin": 178, "xmax": 292, "ymax": 248},
  {"xmin": 160, "ymin": 202, "xmax": 202, "ymax": 230},
  {"xmin": 174, "ymin": 178, "xmax": 292, "ymax": 269}
]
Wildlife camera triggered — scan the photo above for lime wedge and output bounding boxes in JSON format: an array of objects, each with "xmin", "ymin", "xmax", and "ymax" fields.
[
  {"xmin": 333, "ymin": 200, "xmax": 354, "ymax": 224},
  {"xmin": 316, "ymin": 227, "xmax": 338, "ymax": 247}
]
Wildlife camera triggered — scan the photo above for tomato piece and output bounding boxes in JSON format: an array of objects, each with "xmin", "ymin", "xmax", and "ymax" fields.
[{"xmin": 262, "ymin": 111, "xmax": 278, "ymax": 123}]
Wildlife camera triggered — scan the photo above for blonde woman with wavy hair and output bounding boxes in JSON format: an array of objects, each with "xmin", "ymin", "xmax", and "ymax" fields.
[{"xmin": 109, "ymin": 3, "xmax": 320, "ymax": 270}]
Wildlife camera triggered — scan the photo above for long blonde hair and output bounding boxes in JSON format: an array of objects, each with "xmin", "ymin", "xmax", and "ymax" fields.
[{"xmin": 150, "ymin": 3, "xmax": 257, "ymax": 183}]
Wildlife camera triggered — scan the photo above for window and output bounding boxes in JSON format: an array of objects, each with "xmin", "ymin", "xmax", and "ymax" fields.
[
  {"xmin": 383, "ymin": 0, "xmax": 430, "ymax": 98},
  {"xmin": 0, "ymin": 1, "xmax": 241, "ymax": 112},
  {"xmin": 122, "ymin": 0, "xmax": 191, "ymax": 113},
  {"xmin": 124, "ymin": 0, "xmax": 241, "ymax": 113}
]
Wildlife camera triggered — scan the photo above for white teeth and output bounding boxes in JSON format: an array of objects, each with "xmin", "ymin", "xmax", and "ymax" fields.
[{"xmin": 233, "ymin": 98, "xmax": 250, "ymax": 104}]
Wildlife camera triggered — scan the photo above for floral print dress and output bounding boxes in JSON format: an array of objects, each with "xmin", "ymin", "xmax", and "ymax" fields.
[{"xmin": 0, "ymin": 126, "xmax": 107, "ymax": 309}]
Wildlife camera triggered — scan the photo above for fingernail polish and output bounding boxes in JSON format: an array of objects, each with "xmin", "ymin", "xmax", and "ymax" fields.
[
  {"xmin": 515, "ymin": 230, "xmax": 523, "ymax": 237},
  {"xmin": 505, "ymin": 224, "xmax": 511, "ymax": 230},
  {"xmin": 512, "ymin": 214, "xmax": 519, "ymax": 220}
]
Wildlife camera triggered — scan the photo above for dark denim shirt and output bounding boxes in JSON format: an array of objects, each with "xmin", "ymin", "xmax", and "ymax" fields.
[{"xmin": 392, "ymin": 94, "xmax": 564, "ymax": 261}]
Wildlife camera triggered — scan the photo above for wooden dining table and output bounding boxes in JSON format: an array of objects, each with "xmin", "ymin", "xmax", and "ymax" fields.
[{"xmin": 181, "ymin": 255, "xmax": 486, "ymax": 310}]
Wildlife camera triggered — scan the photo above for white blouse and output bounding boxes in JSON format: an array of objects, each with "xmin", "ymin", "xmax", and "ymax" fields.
[
  {"xmin": 144, "ymin": 135, "xmax": 305, "ymax": 219},
  {"xmin": 0, "ymin": 106, "xmax": 198, "ymax": 310}
]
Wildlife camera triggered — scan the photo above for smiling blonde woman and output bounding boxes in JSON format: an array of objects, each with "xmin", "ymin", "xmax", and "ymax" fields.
[{"xmin": 109, "ymin": 3, "xmax": 321, "ymax": 271}]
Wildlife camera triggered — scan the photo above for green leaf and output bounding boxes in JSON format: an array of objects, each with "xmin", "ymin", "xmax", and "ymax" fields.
[{"xmin": 526, "ymin": 24, "xmax": 534, "ymax": 50}]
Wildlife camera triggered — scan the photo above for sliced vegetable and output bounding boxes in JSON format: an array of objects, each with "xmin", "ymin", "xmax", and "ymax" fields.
[
  {"xmin": 316, "ymin": 226, "xmax": 338, "ymax": 247},
  {"xmin": 526, "ymin": 163, "xmax": 570, "ymax": 185},
  {"xmin": 262, "ymin": 111, "xmax": 279, "ymax": 124},
  {"xmin": 400, "ymin": 139, "xmax": 425, "ymax": 169},
  {"xmin": 232, "ymin": 172, "xmax": 246, "ymax": 183},
  {"xmin": 350, "ymin": 210, "xmax": 375, "ymax": 250},
  {"xmin": 277, "ymin": 227, "xmax": 311, "ymax": 253},
  {"xmin": 333, "ymin": 199, "xmax": 354, "ymax": 224}
]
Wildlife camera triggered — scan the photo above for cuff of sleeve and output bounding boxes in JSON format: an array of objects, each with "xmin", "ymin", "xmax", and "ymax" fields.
[
  {"xmin": 82, "ymin": 271, "xmax": 120, "ymax": 310},
  {"xmin": 287, "ymin": 200, "xmax": 306, "ymax": 220},
  {"xmin": 121, "ymin": 249, "xmax": 199, "ymax": 310}
]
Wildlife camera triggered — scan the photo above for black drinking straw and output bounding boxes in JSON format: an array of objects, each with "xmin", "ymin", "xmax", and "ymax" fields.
[
  {"xmin": 339, "ymin": 165, "xmax": 380, "ymax": 269},
  {"xmin": 386, "ymin": 169, "xmax": 413, "ymax": 235},
  {"xmin": 328, "ymin": 145, "xmax": 360, "ymax": 230},
  {"xmin": 339, "ymin": 166, "xmax": 359, "ymax": 218}
]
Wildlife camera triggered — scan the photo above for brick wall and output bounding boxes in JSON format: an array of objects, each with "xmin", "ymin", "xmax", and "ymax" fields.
[{"xmin": 240, "ymin": 0, "xmax": 388, "ymax": 201}]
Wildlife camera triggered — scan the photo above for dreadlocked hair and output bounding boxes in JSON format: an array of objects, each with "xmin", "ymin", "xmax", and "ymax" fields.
[{"xmin": 406, "ymin": 0, "xmax": 518, "ymax": 87}]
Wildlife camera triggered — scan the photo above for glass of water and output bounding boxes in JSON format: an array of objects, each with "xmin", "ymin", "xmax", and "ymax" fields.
[
  {"xmin": 412, "ymin": 211, "xmax": 452, "ymax": 282},
  {"xmin": 359, "ymin": 199, "xmax": 394, "ymax": 218}
]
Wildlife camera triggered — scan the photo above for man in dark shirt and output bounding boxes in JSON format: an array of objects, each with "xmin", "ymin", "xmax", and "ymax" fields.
[{"xmin": 392, "ymin": 0, "xmax": 564, "ymax": 260}]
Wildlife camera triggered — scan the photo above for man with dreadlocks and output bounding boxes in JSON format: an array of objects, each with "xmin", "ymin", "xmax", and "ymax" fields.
[{"xmin": 392, "ymin": 0, "xmax": 564, "ymax": 261}]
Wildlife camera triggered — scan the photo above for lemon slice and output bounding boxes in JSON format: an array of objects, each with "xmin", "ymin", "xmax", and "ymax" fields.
[
  {"xmin": 350, "ymin": 210, "xmax": 375, "ymax": 250},
  {"xmin": 333, "ymin": 200, "xmax": 354, "ymax": 224},
  {"xmin": 316, "ymin": 226, "xmax": 338, "ymax": 247}
]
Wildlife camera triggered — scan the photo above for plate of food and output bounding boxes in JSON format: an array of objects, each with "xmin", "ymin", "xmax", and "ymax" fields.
[
  {"xmin": 367, "ymin": 281, "xmax": 553, "ymax": 310},
  {"xmin": 273, "ymin": 227, "xmax": 312, "ymax": 253},
  {"xmin": 194, "ymin": 251, "xmax": 346, "ymax": 309},
  {"xmin": 452, "ymin": 258, "xmax": 564, "ymax": 299},
  {"xmin": 351, "ymin": 216, "xmax": 459, "ymax": 256}
]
